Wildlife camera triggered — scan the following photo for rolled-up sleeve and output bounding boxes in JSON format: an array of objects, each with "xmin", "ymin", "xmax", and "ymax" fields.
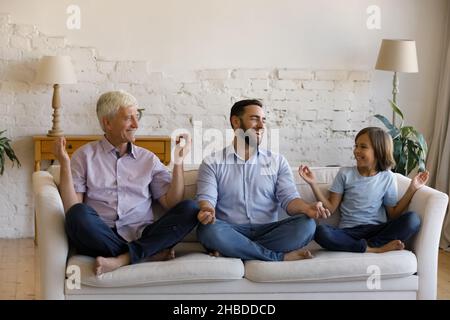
[
  {"xmin": 275, "ymin": 156, "xmax": 300, "ymax": 211},
  {"xmin": 196, "ymin": 160, "xmax": 218, "ymax": 208},
  {"xmin": 149, "ymin": 158, "xmax": 172, "ymax": 200},
  {"xmin": 71, "ymin": 150, "xmax": 87, "ymax": 193}
]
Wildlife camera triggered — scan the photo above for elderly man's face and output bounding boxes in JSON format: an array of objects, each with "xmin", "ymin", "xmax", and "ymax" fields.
[{"xmin": 106, "ymin": 106, "xmax": 139, "ymax": 143}]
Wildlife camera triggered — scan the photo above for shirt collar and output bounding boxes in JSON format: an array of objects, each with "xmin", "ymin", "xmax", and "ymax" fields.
[
  {"xmin": 225, "ymin": 144, "xmax": 265, "ymax": 162},
  {"xmin": 100, "ymin": 136, "xmax": 136, "ymax": 159}
]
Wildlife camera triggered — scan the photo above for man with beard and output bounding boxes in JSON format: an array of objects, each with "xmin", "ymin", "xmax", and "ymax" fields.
[
  {"xmin": 196, "ymin": 99, "xmax": 330, "ymax": 261},
  {"xmin": 53, "ymin": 90, "xmax": 199, "ymax": 275}
]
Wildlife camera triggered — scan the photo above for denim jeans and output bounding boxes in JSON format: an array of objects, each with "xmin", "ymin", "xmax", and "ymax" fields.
[
  {"xmin": 314, "ymin": 211, "xmax": 421, "ymax": 253},
  {"xmin": 64, "ymin": 200, "xmax": 199, "ymax": 264},
  {"xmin": 196, "ymin": 215, "xmax": 316, "ymax": 261}
]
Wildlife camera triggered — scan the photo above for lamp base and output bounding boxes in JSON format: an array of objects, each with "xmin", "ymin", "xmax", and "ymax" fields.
[
  {"xmin": 47, "ymin": 84, "xmax": 64, "ymax": 137},
  {"xmin": 47, "ymin": 129, "xmax": 64, "ymax": 137}
]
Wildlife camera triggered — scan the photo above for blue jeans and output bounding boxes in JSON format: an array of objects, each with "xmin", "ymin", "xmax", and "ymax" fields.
[
  {"xmin": 64, "ymin": 200, "xmax": 199, "ymax": 264},
  {"xmin": 196, "ymin": 215, "xmax": 316, "ymax": 261},
  {"xmin": 314, "ymin": 211, "xmax": 421, "ymax": 253}
]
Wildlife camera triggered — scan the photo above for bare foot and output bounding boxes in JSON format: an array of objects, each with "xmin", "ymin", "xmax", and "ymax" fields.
[
  {"xmin": 208, "ymin": 250, "xmax": 222, "ymax": 257},
  {"xmin": 95, "ymin": 252, "xmax": 131, "ymax": 276},
  {"xmin": 366, "ymin": 240, "xmax": 405, "ymax": 253},
  {"xmin": 144, "ymin": 248, "xmax": 176, "ymax": 262},
  {"xmin": 283, "ymin": 249, "xmax": 313, "ymax": 261}
]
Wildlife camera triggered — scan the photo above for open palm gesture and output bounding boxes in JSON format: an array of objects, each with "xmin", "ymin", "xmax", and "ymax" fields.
[
  {"xmin": 410, "ymin": 170, "xmax": 429, "ymax": 192},
  {"xmin": 52, "ymin": 137, "xmax": 70, "ymax": 165}
]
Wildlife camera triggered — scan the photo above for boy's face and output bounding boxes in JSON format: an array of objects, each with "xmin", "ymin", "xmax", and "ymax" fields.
[{"xmin": 354, "ymin": 133, "xmax": 376, "ymax": 169}]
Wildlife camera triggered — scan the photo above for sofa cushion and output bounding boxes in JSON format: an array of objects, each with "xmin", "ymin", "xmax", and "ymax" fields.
[
  {"xmin": 244, "ymin": 250, "xmax": 417, "ymax": 283},
  {"xmin": 67, "ymin": 252, "xmax": 244, "ymax": 288}
]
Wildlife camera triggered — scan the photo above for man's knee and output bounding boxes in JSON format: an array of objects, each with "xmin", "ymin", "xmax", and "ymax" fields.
[
  {"xmin": 280, "ymin": 215, "xmax": 316, "ymax": 248},
  {"xmin": 197, "ymin": 221, "xmax": 236, "ymax": 254},
  {"xmin": 196, "ymin": 221, "xmax": 224, "ymax": 244},
  {"xmin": 175, "ymin": 200, "xmax": 200, "ymax": 216},
  {"xmin": 291, "ymin": 215, "xmax": 316, "ymax": 238},
  {"xmin": 304, "ymin": 216, "xmax": 316, "ymax": 234},
  {"xmin": 65, "ymin": 203, "xmax": 90, "ymax": 226},
  {"xmin": 196, "ymin": 222, "xmax": 214, "ymax": 242}
]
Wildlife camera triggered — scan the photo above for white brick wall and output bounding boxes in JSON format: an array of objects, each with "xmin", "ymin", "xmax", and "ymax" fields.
[{"xmin": 0, "ymin": 17, "xmax": 376, "ymax": 238}]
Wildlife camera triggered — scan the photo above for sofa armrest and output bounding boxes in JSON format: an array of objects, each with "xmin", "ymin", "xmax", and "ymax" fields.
[
  {"xmin": 32, "ymin": 171, "xmax": 69, "ymax": 300},
  {"xmin": 396, "ymin": 173, "xmax": 449, "ymax": 299}
]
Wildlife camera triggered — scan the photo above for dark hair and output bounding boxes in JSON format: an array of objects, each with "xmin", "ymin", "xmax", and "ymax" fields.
[
  {"xmin": 229, "ymin": 99, "xmax": 263, "ymax": 128},
  {"xmin": 355, "ymin": 127, "xmax": 396, "ymax": 171}
]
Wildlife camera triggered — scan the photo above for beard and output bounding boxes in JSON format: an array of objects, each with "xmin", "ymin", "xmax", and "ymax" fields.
[{"xmin": 238, "ymin": 123, "xmax": 261, "ymax": 148}]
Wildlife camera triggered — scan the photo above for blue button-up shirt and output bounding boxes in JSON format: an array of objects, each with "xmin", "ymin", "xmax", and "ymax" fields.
[
  {"xmin": 196, "ymin": 145, "xmax": 300, "ymax": 224},
  {"xmin": 71, "ymin": 137, "xmax": 171, "ymax": 242}
]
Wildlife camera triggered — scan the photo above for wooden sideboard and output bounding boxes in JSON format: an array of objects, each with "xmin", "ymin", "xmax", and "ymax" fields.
[{"xmin": 33, "ymin": 135, "xmax": 172, "ymax": 171}]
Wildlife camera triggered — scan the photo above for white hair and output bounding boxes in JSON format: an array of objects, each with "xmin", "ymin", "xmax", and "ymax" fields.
[{"xmin": 96, "ymin": 90, "xmax": 138, "ymax": 132}]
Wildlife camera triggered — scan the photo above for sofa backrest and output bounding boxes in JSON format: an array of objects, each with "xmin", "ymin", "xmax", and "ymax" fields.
[
  {"xmin": 48, "ymin": 164, "xmax": 341, "ymax": 226},
  {"xmin": 152, "ymin": 167, "xmax": 342, "ymax": 229}
]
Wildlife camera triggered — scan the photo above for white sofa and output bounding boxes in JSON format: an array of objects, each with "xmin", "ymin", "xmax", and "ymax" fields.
[{"xmin": 32, "ymin": 166, "xmax": 449, "ymax": 300}]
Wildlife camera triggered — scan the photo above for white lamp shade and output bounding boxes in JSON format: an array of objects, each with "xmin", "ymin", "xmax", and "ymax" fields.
[
  {"xmin": 35, "ymin": 55, "xmax": 77, "ymax": 84},
  {"xmin": 375, "ymin": 39, "xmax": 419, "ymax": 73}
]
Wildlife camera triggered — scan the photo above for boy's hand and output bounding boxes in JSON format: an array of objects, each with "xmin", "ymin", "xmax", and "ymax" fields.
[
  {"xmin": 410, "ymin": 170, "xmax": 429, "ymax": 192},
  {"xmin": 298, "ymin": 165, "xmax": 316, "ymax": 185}
]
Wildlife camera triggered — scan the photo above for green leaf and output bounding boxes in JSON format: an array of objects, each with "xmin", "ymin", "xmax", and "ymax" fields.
[
  {"xmin": 395, "ymin": 143, "xmax": 408, "ymax": 175},
  {"xmin": 0, "ymin": 152, "xmax": 4, "ymax": 175},
  {"xmin": 400, "ymin": 126, "xmax": 415, "ymax": 138},
  {"xmin": 0, "ymin": 130, "xmax": 21, "ymax": 174},
  {"xmin": 418, "ymin": 159, "xmax": 426, "ymax": 172},
  {"xmin": 392, "ymin": 138, "xmax": 402, "ymax": 166},
  {"xmin": 4, "ymin": 147, "xmax": 21, "ymax": 167},
  {"xmin": 414, "ymin": 131, "xmax": 428, "ymax": 156},
  {"xmin": 374, "ymin": 114, "xmax": 400, "ymax": 138},
  {"xmin": 389, "ymin": 100, "xmax": 405, "ymax": 123},
  {"xmin": 406, "ymin": 141, "xmax": 418, "ymax": 175},
  {"xmin": 373, "ymin": 101, "xmax": 428, "ymax": 176}
]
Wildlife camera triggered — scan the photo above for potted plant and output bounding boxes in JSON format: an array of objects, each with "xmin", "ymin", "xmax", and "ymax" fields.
[
  {"xmin": 0, "ymin": 130, "xmax": 21, "ymax": 175},
  {"xmin": 374, "ymin": 100, "xmax": 427, "ymax": 176}
]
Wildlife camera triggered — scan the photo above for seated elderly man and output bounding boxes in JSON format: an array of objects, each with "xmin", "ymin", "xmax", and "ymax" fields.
[{"xmin": 53, "ymin": 90, "xmax": 199, "ymax": 275}]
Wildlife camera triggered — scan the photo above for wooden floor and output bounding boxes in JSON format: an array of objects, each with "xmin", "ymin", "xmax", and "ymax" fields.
[
  {"xmin": 0, "ymin": 239, "xmax": 36, "ymax": 299},
  {"xmin": 0, "ymin": 238, "xmax": 450, "ymax": 300},
  {"xmin": 438, "ymin": 247, "xmax": 450, "ymax": 299}
]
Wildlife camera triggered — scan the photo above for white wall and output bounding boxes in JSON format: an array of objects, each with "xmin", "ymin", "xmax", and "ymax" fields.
[
  {"xmin": 0, "ymin": 0, "xmax": 447, "ymax": 237},
  {"xmin": 1, "ymin": 0, "xmax": 448, "ymax": 138}
]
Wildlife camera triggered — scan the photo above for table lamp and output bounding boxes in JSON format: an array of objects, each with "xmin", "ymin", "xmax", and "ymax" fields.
[{"xmin": 35, "ymin": 56, "xmax": 77, "ymax": 136}]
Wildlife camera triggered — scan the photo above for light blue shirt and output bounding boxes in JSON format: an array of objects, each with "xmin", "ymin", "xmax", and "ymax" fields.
[
  {"xmin": 329, "ymin": 166, "xmax": 398, "ymax": 228},
  {"xmin": 196, "ymin": 145, "xmax": 300, "ymax": 224}
]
